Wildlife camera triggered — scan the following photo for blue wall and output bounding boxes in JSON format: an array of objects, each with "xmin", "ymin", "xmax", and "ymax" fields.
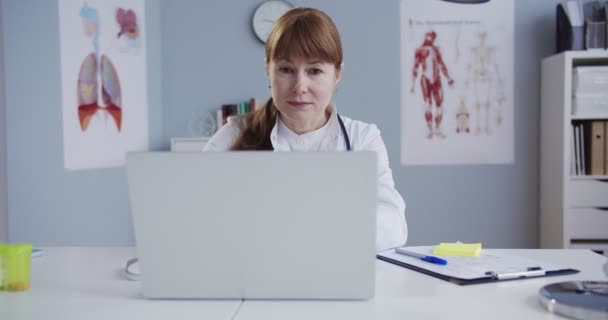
[
  {"xmin": 0, "ymin": 1, "xmax": 6, "ymax": 242},
  {"xmin": 2, "ymin": 0, "xmax": 558, "ymax": 247}
]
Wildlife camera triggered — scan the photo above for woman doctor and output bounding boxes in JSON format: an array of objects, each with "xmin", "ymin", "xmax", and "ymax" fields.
[{"xmin": 203, "ymin": 7, "xmax": 407, "ymax": 252}]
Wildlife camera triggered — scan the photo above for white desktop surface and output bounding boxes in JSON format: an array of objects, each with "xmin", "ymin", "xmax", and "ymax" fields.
[
  {"xmin": 0, "ymin": 247, "xmax": 241, "ymax": 320},
  {"xmin": 238, "ymin": 249, "xmax": 607, "ymax": 320},
  {"xmin": 0, "ymin": 248, "xmax": 606, "ymax": 320}
]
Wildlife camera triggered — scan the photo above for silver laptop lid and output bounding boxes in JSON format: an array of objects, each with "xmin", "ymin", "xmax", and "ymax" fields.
[{"xmin": 127, "ymin": 152, "xmax": 377, "ymax": 299}]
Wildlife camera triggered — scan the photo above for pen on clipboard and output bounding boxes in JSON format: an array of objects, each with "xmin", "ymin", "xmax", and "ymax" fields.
[
  {"xmin": 395, "ymin": 248, "xmax": 448, "ymax": 265},
  {"xmin": 488, "ymin": 267, "xmax": 546, "ymax": 280}
]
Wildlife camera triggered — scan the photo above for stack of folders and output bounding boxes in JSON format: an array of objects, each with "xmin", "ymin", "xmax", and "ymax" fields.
[
  {"xmin": 571, "ymin": 66, "xmax": 608, "ymax": 176},
  {"xmin": 573, "ymin": 66, "xmax": 608, "ymax": 116},
  {"xmin": 557, "ymin": 0, "xmax": 608, "ymax": 52}
]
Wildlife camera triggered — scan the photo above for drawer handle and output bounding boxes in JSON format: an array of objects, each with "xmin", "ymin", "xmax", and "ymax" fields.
[{"xmin": 594, "ymin": 207, "xmax": 608, "ymax": 211}]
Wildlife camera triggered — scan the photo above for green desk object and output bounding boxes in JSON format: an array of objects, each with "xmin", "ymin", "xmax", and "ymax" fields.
[{"xmin": 0, "ymin": 243, "xmax": 32, "ymax": 291}]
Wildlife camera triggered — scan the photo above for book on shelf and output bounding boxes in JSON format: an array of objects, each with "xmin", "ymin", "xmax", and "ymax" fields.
[{"xmin": 216, "ymin": 98, "xmax": 266, "ymax": 128}]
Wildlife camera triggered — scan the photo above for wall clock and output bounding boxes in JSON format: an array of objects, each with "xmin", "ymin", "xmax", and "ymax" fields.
[{"xmin": 252, "ymin": 1, "xmax": 293, "ymax": 43}]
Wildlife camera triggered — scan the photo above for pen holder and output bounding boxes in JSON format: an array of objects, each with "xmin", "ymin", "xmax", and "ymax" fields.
[
  {"xmin": 585, "ymin": 20, "xmax": 607, "ymax": 49},
  {"xmin": 0, "ymin": 243, "xmax": 32, "ymax": 292}
]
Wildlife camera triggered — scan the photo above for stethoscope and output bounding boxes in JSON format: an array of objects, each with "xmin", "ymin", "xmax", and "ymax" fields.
[{"xmin": 337, "ymin": 114, "xmax": 351, "ymax": 151}]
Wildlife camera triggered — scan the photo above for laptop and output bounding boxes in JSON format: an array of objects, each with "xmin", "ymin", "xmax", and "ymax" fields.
[{"xmin": 126, "ymin": 151, "xmax": 377, "ymax": 299}]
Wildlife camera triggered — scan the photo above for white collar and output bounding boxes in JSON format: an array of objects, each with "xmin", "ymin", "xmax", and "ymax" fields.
[
  {"xmin": 278, "ymin": 116, "xmax": 328, "ymax": 137},
  {"xmin": 270, "ymin": 104, "xmax": 341, "ymax": 150}
]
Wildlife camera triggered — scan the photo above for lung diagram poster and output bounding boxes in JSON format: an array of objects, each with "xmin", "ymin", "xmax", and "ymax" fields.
[
  {"xmin": 401, "ymin": 0, "xmax": 514, "ymax": 165},
  {"xmin": 59, "ymin": 0, "xmax": 148, "ymax": 170}
]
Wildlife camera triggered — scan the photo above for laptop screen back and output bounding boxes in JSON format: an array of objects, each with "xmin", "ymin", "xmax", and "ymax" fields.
[{"xmin": 126, "ymin": 151, "xmax": 377, "ymax": 299}]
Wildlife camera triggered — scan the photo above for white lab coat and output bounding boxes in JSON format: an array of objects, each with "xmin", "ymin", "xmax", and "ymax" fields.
[{"xmin": 204, "ymin": 106, "xmax": 408, "ymax": 252}]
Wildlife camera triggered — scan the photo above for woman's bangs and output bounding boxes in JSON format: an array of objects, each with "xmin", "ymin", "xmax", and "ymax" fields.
[{"xmin": 272, "ymin": 22, "xmax": 338, "ymax": 64}]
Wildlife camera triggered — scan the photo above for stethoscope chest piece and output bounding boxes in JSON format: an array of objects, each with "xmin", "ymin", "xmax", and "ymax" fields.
[{"xmin": 538, "ymin": 281, "xmax": 608, "ymax": 320}]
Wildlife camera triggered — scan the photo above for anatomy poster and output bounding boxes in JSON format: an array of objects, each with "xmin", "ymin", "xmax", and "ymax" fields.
[
  {"xmin": 59, "ymin": 0, "xmax": 148, "ymax": 170},
  {"xmin": 401, "ymin": 0, "xmax": 513, "ymax": 165}
]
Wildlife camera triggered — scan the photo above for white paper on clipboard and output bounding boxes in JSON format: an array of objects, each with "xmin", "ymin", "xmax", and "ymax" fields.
[{"xmin": 378, "ymin": 246, "xmax": 574, "ymax": 281}]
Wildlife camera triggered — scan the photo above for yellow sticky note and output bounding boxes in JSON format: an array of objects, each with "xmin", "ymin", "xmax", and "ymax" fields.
[{"xmin": 433, "ymin": 243, "xmax": 482, "ymax": 257}]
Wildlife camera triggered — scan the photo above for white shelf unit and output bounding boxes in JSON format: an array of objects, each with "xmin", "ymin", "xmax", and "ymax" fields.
[
  {"xmin": 540, "ymin": 51, "xmax": 608, "ymax": 253},
  {"xmin": 170, "ymin": 137, "xmax": 210, "ymax": 152}
]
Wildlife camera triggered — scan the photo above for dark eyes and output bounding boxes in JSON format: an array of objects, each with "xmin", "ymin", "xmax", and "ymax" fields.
[{"xmin": 278, "ymin": 67, "xmax": 324, "ymax": 75}]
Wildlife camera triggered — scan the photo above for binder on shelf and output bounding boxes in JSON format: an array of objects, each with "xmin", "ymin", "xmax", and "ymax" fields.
[
  {"xmin": 377, "ymin": 246, "xmax": 579, "ymax": 286},
  {"xmin": 574, "ymin": 123, "xmax": 582, "ymax": 175},
  {"xmin": 605, "ymin": 120, "xmax": 608, "ymax": 173},
  {"xmin": 580, "ymin": 123, "xmax": 586, "ymax": 174},
  {"xmin": 587, "ymin": 121, "xmax": 606, "ymax": 175},
  {"xmin": 571, "ymin": 124, "xmax": 576, "ymax": 175},
  {"xmin": 557, "ymin": 2, "xmax": 585, "ymax": 52}
]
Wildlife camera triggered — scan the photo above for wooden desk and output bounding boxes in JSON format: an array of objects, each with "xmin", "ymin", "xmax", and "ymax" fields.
[{"xmin": 1, "ymin": 248, "xmax": 605, "ymax": 320}]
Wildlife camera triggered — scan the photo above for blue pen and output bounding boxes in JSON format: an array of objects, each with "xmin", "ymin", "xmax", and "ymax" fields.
[{"xmin": 395, "ymin": 248, "xmax": 447, "ymax": 265}]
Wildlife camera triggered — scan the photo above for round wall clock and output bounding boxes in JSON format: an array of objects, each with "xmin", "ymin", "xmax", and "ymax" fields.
[{"xmin": 252, "ymin": 0, "xmax": 293, "ymax": 43}]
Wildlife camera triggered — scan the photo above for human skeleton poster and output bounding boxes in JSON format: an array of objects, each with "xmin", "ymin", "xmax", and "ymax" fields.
[{"xmin": 401, "ymin": 0, "xmax": 513, "ymax": 165}]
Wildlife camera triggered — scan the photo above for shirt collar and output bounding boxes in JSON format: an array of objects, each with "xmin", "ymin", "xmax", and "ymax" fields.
[{"xmin": 270, "ymin": 104, "xmax": 341, "ymax": 150}]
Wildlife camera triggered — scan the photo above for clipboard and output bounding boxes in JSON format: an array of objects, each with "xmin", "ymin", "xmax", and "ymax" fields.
[{"xmin": 377, "ymin": 246, "xmax": 579, "ymax": 285}]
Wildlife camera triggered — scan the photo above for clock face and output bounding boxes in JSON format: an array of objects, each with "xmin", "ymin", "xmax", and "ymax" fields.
[{"xmin": 252, "ymin": 0, "xmax": 293, "ymax": 43}]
